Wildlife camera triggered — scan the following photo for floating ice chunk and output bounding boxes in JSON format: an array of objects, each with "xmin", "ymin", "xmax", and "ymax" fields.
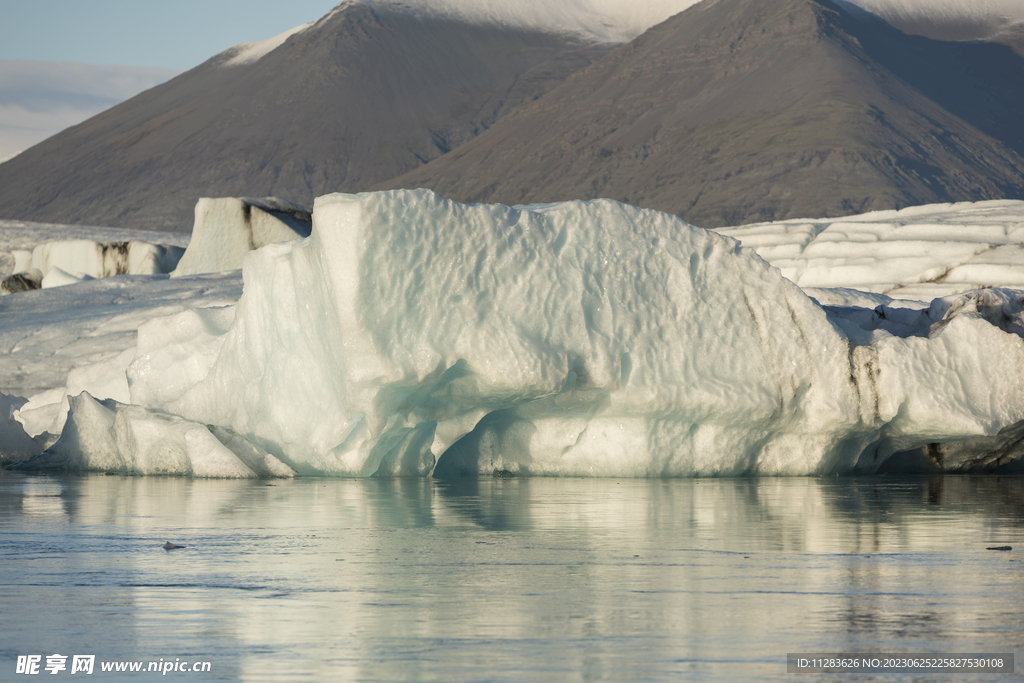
[
  {"xmin": 17, "ymin": 392, "xmax": 296, "ymax": 478},
  {"xmin": 16, "ymin": 239, "xmax": 184, "ymax": 283},
  {"xmin": 171, "ymin": 197, "xmax": 311, "ymax": 277},
  {"xmin": 818, "ymin": 288, "xmax": 1024, "ymax": 470},
  {"xmin": 15, "ymin": 347, "xmax": 137, "ymax": 439}
]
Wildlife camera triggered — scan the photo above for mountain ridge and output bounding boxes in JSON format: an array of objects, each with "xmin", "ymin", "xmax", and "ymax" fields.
[
  {"xmin": 1, "ymin": 0, "xmax": 1023, "ymax": 230},
  {"xmin": 0, "ymin": 3, "xmax": 610, "ymax": 230},
  {"xmin": 377, "ymin": 0, "xmax": 1024, "ymax": 226}
]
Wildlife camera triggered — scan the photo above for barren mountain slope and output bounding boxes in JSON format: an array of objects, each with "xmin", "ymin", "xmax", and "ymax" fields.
[
  {"xmin": 0, "ymin": 4, "xmax": 609, "ymax": 230},
  {"xmin": 380, "ymin": 0, "xmax": 1024, "ymax": 227}
]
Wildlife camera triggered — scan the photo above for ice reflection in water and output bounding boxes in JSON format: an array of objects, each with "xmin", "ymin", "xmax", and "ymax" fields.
[{"xmin": 0, "ymin": 474, "xmax": 1021, "ymax": 682}]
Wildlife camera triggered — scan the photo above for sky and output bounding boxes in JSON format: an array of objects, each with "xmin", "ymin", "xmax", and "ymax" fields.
[
  {"xmin": 0, "ymin": 1, "xmax": 340, "ymax": 161},
  {"xmin": 0, "ymin": 1, "xmax": 340, "ymax": 69}
]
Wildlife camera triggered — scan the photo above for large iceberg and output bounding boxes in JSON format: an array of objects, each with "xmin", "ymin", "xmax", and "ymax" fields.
[{"xmin": 17, "ymin": 189, "xmax": 1023, "ymax": 477}]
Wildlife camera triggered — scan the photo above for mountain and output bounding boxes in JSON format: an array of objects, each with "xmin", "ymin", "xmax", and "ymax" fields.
[
  {"xmin": 0, "ymin": 2, "xmax": 609, "ymax": 231},
  {"xmin": 0, "ymin": 60, "xmax": 182, "ymax": 164},
  {"xmin": 2, "ymin": 0, "xmax": 1023, "ymax": 231},
  {"xmin": 379, "ymin": 0, "xmax": 1024, "ymax": 227}
]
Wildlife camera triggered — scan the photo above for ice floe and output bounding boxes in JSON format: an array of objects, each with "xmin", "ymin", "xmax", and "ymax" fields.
[
  {"xmin": 17, "ymin": 239, "xmax": 182, "ymax": 280},
  {"xmin": 2, "ymin": 239, "xmax": 185, "ymax": 293}
]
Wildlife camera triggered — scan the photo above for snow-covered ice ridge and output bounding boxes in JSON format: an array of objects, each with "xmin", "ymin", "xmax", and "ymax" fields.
[
  {"xmin": 8, "ymin": 190, "xmax": 1024, "ymax": 478},
  {"xmin": 216, "ymin": 0, "xmax": 1024, "ymax": 66},
  {"xmin": 716, "ymin": 200, "xmax": 1024, "ymax": 305}
]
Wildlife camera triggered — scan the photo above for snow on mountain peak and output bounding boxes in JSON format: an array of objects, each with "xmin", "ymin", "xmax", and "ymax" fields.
[
  {"xmin": 356, "ymin": 0, "xmax": 702, "ymax": 42},
  {"xmin": 852, "ymin": 0, "xmax": 1024, "ymax": 23},
  {"xmin": 845, "ymin": 0, "xmax": 1024, "ymax": 39},
  {"xmin": 349, "ymin": 0, "xmax": 1024, "ymax": 43},
  {"xmin": 220, "ymin": 22, "xmax": 315, "ymax": 67},
  {"xmin": 214, "ymin": 0, "xmax": 1024, "ymax": 69}
]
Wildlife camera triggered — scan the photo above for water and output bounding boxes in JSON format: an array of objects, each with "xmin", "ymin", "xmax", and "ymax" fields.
[{"xmin": 1, "ymin": 472, "xmax": 1021, "ymax": 682}]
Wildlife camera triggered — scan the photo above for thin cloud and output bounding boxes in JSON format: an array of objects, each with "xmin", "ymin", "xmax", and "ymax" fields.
[{"xmin": 0, "ymin": 60, "xmax": 179, "ymax": 161}]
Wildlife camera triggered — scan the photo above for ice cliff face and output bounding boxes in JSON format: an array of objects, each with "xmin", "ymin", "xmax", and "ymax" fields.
[
  {"xmin": 21, "ymin": 189, "xmax": 1015, "ymax": 477},
  {"xmin": 171, "ymin": 197, "xmax": 311, "ymax": 277}
]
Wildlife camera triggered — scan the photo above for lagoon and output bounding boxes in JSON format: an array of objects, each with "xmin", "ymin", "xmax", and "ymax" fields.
[{"xmin": 1, "ymin": 473, "xmax": 1021, "ymax": 681}]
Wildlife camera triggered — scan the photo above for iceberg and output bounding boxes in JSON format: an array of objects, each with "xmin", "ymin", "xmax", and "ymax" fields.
[
  {"xmin": 171, "ymin": 197, "xmax": 311, "ymax": 277},
  {"xmin": 11, "ymin": 190, "xmax": 1024, "ymax": 476},
  {"xmin": 8, "ymin": 238, "xmax": 185, "ymax": 291},
  {"xmin": 125, "ymin": 190, "xmax": 869, "ymax": 476}
]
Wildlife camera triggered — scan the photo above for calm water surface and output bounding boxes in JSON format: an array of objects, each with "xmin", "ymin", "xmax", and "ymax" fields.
[{"xmin": 1, "ymin": 473, "xmax": 1021, "ymax": 682}]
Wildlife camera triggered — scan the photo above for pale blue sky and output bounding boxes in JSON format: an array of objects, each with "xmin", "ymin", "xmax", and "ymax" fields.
[{"xmin": 0, "ymin": 1, "xmax": 339, "ymax": 69}]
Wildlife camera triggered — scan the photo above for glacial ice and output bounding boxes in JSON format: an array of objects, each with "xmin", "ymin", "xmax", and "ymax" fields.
[
  {"xmin": 171, "ymin": 197, "xmax": 312, "ymax": 277},
  {"xmin": 8, "ymin": 191, "xmax": 1024, "ymax": 477},
  {"xmin": 18, "ymin": 392, "xmax": 296, "ymax": 478},
  {"xmin": 119, "ymin": 190, "xmax": 867, "ymax": 476},
  {"xmin": 8, "ymin": 238, "xmax": 184, "ymax": 291},
  {"xmin": 1, "ymin": 195, "xmax": 306, "ymax": 295},
  {"xmin": 716, "ymin": 200, "xmax": 1024, "ymax": 301}
]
